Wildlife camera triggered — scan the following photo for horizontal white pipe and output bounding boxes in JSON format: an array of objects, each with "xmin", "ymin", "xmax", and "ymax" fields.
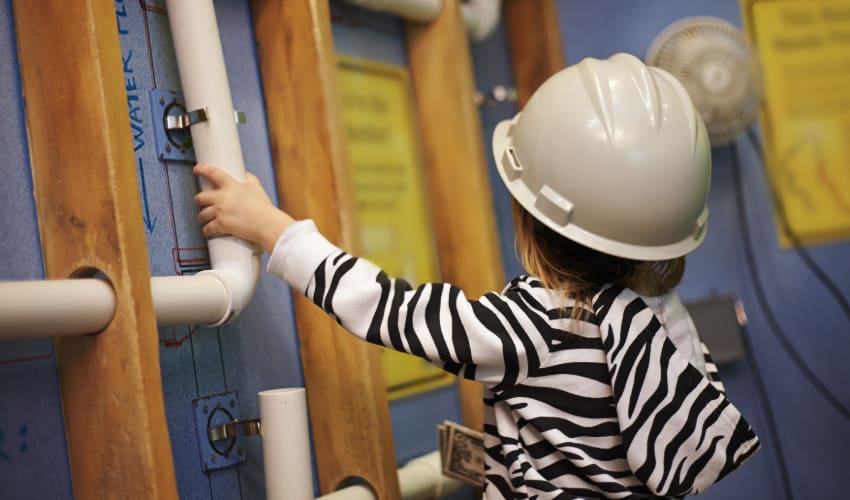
[
  {"xmin": 260, "ymin": 388, "xmax": 315, "ymax": 500},
  {"xmin": 0, "ymin": 279, "xmax": 115, "ymax": 339},
  {"xmin": 0, "ymin": 274, "xmax": 234, "ymax": 338},
  {"xmin": 150, "ymin": 274, "xmax": 229, "ymax": 327},
  {"xmin": 344, "ymin": 0, "xmax": 502, "ymax": 42},
  {"xmin": 317, "ymin": 451, "xmax": 463, "ymax": 500},
  {"xmin": 343, "ymin": 0, "xmax": 443, "ymax": 22}
]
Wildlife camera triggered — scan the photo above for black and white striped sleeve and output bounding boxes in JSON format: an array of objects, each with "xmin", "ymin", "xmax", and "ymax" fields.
[{"xmin": 267, "ymin": 220, "xmax": 548, "ymax": 387}]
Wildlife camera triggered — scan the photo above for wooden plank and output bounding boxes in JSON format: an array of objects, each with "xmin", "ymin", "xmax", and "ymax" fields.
[
  {"xmin": 12, "ymin": 0, "xmax": 178, "ymax": 498},
  {"xmin": 251, "ymin": 1, "xmax": 401, "ymax": 497},
  {"xmin": 406, "ymin": 0, "xmax": 506, "ymax": 432},
  {"xmin": 504, "ymin": 0, "xmax": 566, "ymax": 107}
]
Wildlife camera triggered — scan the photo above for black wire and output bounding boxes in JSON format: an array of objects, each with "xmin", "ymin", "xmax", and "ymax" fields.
[
  {"xmin": 741, "ymin": 330, "xmax": 794, "ymax": 500},
  {"xmin": 729, "ymin": 142, "xmax": 850, "ymax": 420},
  {"xmin": 743, "ymin": 129, "xmax": 850, "ymax": 325}
]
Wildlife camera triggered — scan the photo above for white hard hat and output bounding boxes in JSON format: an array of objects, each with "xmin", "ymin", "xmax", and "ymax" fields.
[{"xmin": 492, "ymin": 53, "xmax": 711, "ymax": 261}]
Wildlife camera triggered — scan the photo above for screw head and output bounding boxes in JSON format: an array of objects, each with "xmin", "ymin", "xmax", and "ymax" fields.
[
  {"xmin": 202, "ymin": 404, "xmax": 208, "ymax": 413},
  {"xmin": 165, "ymin": 143, "xmax": 172, "ymax": 152},
  {"xmin": 159, "ymin": 96, "xmax": 165, "ymax": 105},
  {"xmin": 211, "ymin": 454, "xmax": 218, "ymax": 464},
  {"xmin": 229, "ymin": 399, "xmax": 235, "ymax": 408}
]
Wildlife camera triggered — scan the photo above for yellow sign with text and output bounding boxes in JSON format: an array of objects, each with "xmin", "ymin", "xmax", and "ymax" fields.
[
  {"xmin": 743, "ymin": 0, "xmax": 850, "ymax": 246},
  {"xmin": 337, "ymin": 56, "xmax": 453, "ymax": 400}
]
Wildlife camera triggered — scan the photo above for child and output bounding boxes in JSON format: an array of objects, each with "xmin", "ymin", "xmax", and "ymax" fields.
[{"xmin": 194, "ymin": 53, "xmax": 759, "ymax": 499}]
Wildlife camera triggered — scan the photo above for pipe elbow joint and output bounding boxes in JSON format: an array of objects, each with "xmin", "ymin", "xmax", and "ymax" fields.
[{"xmin": 199, "ymin": 240, "xmax": 262, "ymax": 326}]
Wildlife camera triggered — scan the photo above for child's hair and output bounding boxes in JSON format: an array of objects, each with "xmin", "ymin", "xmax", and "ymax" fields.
[{"xmin": 512, "ymin": 199, "xmax": 685, "ymax": 318}]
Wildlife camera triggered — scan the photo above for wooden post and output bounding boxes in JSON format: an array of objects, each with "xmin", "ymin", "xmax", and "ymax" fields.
[
  {"xmin": 406, "ymin": 0, "xmax": 506, "ymax": 431},
  {"xmin": 13, "ymin": 0, "xmax": 178, "ymax": 498},
  {"xmin": 251, "ymin": 1, "xmax": 401, "ymax": 497},
  {"xmin": 504, "ymin": 0, "xmax": 566, "ymax": 107}
]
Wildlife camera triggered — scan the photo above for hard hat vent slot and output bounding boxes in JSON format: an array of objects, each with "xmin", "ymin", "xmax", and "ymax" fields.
[
  {"xmin": 504, "ymin": 146, "xmax": 523, "ymax": 176},
  {"xmin": 536, "ymin": 185, "xmax": 574, "ymax": 226}
]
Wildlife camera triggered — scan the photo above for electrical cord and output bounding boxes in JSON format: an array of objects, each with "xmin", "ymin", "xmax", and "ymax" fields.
[
  {"xmin": 743, "ymin": 128, "xmax": 850, "ymax": 326},
  {"xmin": 741, "ymin": 327, "xmax": 794, "ymax": 500},
  {"xmin": 729, "ymin": 141, "xmax": 850, "ymax": 420}
]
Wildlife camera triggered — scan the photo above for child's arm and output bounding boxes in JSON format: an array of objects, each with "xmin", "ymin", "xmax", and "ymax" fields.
[
  {"xmin": 194, "ymin": 165, "xmax": 544, "ymax": 389},
  {"xmin": 267, "ymin": 219, "xmax": 545, "ymax": 389}
]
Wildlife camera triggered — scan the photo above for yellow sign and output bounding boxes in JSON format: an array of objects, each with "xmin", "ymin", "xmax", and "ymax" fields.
[
  {"xmin": 743, "ymin": 0, "xmax": 850, "ymax": 246},
  {"xmin": 337, "ymin": 56, "xmax": 453, "ymax": 400}
]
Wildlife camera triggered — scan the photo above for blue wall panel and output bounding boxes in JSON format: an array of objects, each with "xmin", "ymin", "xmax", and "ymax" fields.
[
  {"xmin": 113, "ymin": 1, "xmax": 304, "ymax": 498},
  {"xmin": 0, "ymin": 1, "xmax": 73, "ymax": 498}
]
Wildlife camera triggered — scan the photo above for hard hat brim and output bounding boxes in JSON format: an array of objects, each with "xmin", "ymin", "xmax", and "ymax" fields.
[{"xmin": 491, "ymin": 115, "xmax": 708, "ymax": 262}]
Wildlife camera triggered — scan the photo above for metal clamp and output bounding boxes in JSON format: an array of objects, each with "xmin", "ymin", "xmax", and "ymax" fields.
[
  {"xmin": 165, "ymin": 107, "xmax": 209, "ymax": 130},
  {"xmin": 475, "ymin": 85, "xmax": 517, "ymax": 107},
  {"xmin": 165, "ymin": 108, "xmax": 247, "ymax": 130},
  {"xmin": 209, "ymin": 418, "xmax": 262, "ymax": 442}
]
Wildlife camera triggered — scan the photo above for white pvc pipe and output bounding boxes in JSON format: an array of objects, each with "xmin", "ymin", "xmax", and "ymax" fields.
[
  {"xmin": 0, "ymin": 279, "xmax": 115, "ymax": 339},
  {"xmin": 150, "ymin": 275, "xmax": 229, "ymax": 326},
  {"xmin": 315, "ymin": 451, "xmax": 463, "ymax": 500},
  {"xmin": 461, "ymin": 0, "xmax": 502, "ymax": 42},
  {"xmin": 0, "ymin": 0, "xmax": 262, "ymax": 339},
  {"xmin": 398, "ymin": 451, "xmax": 463, "ymax": 499},
  {"xmin": 166, "ymin": 0, "xmax": 261, "ymax": 326},
  {"xmin": 344, "ymin": 0, "xmax": 503, "ymax": 42},
  {"xmin": 260, "ymin": 388, "xmax": 315, "ymax": 500},
  {"xmin": 343, "ymin": 0, "xmax": 443, "ymax": 22}
]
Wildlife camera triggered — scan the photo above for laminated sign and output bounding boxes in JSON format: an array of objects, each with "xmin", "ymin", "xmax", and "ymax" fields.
[
  {"xmin": 337, "ymin": 56, "xmax": 452, "ymax": 400},
  {"xmin": 743, "ymin": 0, "xmax": 850, "ymax": 246}
]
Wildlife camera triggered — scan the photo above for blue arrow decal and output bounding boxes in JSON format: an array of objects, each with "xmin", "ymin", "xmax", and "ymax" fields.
[{"xmin": 137, "ymin": 157, "xmax": 157, "ymax": 233}]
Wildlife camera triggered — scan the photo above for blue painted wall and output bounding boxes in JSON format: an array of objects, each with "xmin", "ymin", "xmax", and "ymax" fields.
[
  {"xmin": 472, "ymin": 1, "xmax": 850, "ymax": 499},
  {"xmin": 114, "ymin": 1, "xmax": 304, "ymax": 498}
]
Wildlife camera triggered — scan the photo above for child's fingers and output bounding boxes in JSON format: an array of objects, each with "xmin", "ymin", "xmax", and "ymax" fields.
[
  {"xmin": 198, "ymin": 206, "xmax": 216, "ymax": 225},
  {"xmin": 193, "ymin": 164, "xmax": 234, "ymax": 188},
  {"xmin": 202, "ymin": 221, "xmax": 221, "ymax": 238},
  {"xmin": 194, "ymin": 190, "xmax": 217, "ymax": 207}
]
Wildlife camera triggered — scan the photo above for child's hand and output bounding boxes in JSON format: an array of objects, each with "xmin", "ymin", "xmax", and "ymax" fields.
[{"xmin": 193, "ymin": 164, "xmax": 294, "ymax": 253}]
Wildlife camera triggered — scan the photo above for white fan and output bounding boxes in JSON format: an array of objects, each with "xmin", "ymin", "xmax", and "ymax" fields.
[{"xmin": 646, "ymin": 17, "xmax": 761, "ymax": 146}]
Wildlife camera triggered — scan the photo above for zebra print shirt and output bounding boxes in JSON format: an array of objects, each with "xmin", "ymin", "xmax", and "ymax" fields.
[{"xmin": 268, "ymin": 221, "xmax": 760, "ymax": 499}]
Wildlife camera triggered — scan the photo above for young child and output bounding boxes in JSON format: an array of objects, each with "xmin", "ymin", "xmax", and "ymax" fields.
[{"xmin": 194, "ymin": 53, "xmax": 759, "ymax": 499}]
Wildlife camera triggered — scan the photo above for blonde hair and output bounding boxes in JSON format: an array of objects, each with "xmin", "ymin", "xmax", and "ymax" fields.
[{"xmin": 512, "ymin": 199, "xmax": 685, "ymax": 319}]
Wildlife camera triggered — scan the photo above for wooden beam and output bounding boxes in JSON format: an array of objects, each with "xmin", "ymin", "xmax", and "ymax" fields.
[
  {"xmin": 406, "ymin": 0, "xmax": 506, "ymax": 432},
  {"xmin": 504, "ymin": 0, "xmax": 566, "ymax": 107},
  {"xmin": 251, "ymin": 1, "xmax": 401, "ymax": 497},
  {"xmin": 12, "ymin": 0, "xmax": 177, "ymax": 498}
]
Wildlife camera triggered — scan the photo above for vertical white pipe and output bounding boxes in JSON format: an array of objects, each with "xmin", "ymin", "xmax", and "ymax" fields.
[
  {"xmin": 260, "ymin": 388, "xmax": 315, "ymax": 500},
  {"xmin": 165, "ymin": 0, "xmax": 260, "ymax": 326},
  {"xmin": 0, "ymin": 279, "xmax": 115, "ymax": 338}
]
